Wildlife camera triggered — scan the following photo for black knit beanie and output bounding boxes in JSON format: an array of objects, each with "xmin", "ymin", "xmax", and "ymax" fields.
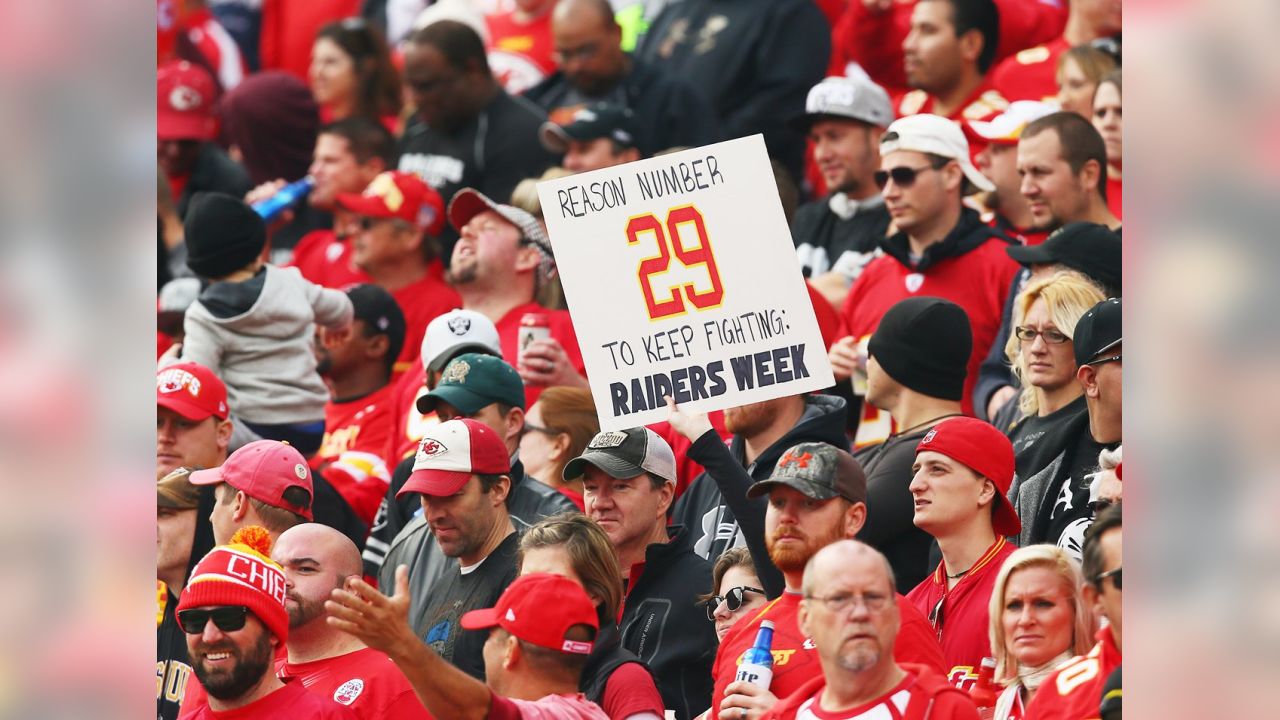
[
  {"xmin": 184, "ymin": 192, "xmax": 267, "ymax": 279},
  {"xmin": 867, "ymin": 297, "xmax": 972, "ymax": 401}
]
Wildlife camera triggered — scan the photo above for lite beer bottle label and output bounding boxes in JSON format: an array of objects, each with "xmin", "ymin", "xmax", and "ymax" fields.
[{"xmin": 735, "ymin": 620, "xmax": 775, "ymax": 690}]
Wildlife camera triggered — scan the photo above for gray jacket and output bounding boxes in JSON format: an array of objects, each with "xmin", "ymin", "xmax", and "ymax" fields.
[{"xmin": 181, "ymin": 265, "xmax": 352, "ymax": 425}]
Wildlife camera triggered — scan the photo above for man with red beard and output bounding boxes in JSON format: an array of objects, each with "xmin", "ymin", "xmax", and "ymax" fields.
[
  {"xmin": 272, "ymin": 523, "xmax": 429, "ymax": 718},
  {"xmin": 176, "ymin": 526, "xmax": 356, "ymax": 719},
  {"xmin": 708, "ymin": 442, "xmax": 944, "ymax": 720}
]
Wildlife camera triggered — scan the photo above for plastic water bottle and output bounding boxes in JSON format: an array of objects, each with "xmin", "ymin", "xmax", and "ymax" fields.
[
  {"xmin": 734, "ymin": 620, "xmax": 775, "ymax": 690},
  {"xmin": 251, "ymin": 177, "xmax": 314, "ymax": 222}
]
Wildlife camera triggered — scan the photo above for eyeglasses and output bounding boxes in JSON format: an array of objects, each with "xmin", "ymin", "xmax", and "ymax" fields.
[
  {"xmin": 1015, "ymin": 326, "xmax": 1070, "ymax": 344},
  {"xmin": 804, "ymin": 591, "xmax": 891, "ymax": 614},
  {"xmin": 177, "ymin": 606, "xmax": 250, "ymax": 635},
  {"xmin": 1095, "ymin": 566, "xmax": 1122, "ymax": 590},
  {"xmin": 873, "ymin": 164, "xmax": 939, "ymax": 190},
  {"xmin": 523, "ymin": 421, "xmax": 560, "ymax": 436},
  {"xmin": 1085, "ymin": 354, "xmax": 1122, "ymax": 366},
  {"xmin": 702, "ymin": 586, "xmax": 765, "ymax": 621}
]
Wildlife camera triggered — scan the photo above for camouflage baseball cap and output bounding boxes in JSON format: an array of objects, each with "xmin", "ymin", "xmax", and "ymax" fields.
[{"xmin": 746, "ymin": 442, "xmax": 867, "ymax": 504}]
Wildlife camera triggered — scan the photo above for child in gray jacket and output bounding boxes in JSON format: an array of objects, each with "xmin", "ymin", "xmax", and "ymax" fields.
[{"xmin": 177, "ymin": 192, "xmax": 352, "ymax": 455}]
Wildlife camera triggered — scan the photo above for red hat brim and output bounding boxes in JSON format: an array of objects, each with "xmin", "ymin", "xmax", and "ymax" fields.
[
  {"xmin": 398, "ymin": 468, "xmax": 472, "ymax": 498},
  {"xmin": 158, "ymin": 112, "xmax": 218, "ymax": 142},
  {"xmin": 334, "ymin": 192, "xmax": 397, "ymax": 220},
  {"xmin": 459, "ymin": 607, "xmax": 501, "ymax": 631},
  {"xmin": 157, "ymin": 394, "xmax": 219, "ymax": 422}
]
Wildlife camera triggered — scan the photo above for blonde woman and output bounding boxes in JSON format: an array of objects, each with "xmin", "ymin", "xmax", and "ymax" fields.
[
  {"xmin": 1000, "ymin": 271, "xmax": 1105, "ymax": 463},
  {"xmin": 988, "ymin": 545, "xmax": 1097, "ymax": 719}
]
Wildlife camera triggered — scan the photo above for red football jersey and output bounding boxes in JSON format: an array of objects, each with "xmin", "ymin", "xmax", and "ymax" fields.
[
  {"xmin": 180, "ymin": 677, "xmax": 357, "ymax": 719},
  {"xmin": 486, "ymin": 10, "xmax": 557, "ymax": 95},
  {"xmin": 288, "ymin": 230, "xmax": 372, "ymax": 291},
  {"xmin": 278, "ymin": 647, "xmax": 432, "ymax": 719},
  {"xmin": 841, "ymin": 239, "xmax": 1020, "ymax": 448},
  {"xmin": 989, "ymin": 37, "xmax": 1071, "ymax": 105},
  {"xmin": 181, "ymin": 7, "xmax": 247, "ymax": 90},
  {"xmin": 1022, "ymin": 627, "xmax": 1120, "ymax": 720},
  {"xmin": 712, "ymin": 591, "xmax": 945, "ymax": 718},
  {"xmin": 383, "ymin": 358, "xmax": 439, "ymax": 466},
  {"xmin": 1106, "ymin": 176, "xmax": 1122, "ymax": 221},
  {"xmin": 313, "ymin": 383, "xmax": 398, "ymax": 525},
  {"xmin": 494, "ymin": 302, "xmax": 586, "ymax": 408},
  {"xmin": 259, "ymin": 0, "xmax": 361, "ymax": 81},
  {"xmin": 389, "ymin": 266, "xmax": 463, "ymax": 377},
  {"xmin": 895, "ymin": 81, "xmax": 1010, "ymax": 124},
  {"xmin": 906, "ymin": 538, "xmax": 1018, "ymax": 690}
]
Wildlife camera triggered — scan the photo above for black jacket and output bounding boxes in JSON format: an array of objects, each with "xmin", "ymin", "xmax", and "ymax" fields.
[
  {"xmin": 791, "ymin": 195, "xmax": 891, "ymax": 279},
  {"xmin": 523, "ymin": 55, "xmax": 721, "ymax": 157},
  {"xmin": 634, "ymin": 0, "xmax": 831, "ymax": 181},
  {"xmin": 877, "ymin": 207, "xmax": 1014, "ymax": 271},
  {"xmin": 672, "ymin": 394, "xmax": 848, "ymax": 597},
  {"xmin": 620, "ymin": 526, "xmax": 717, "ymax": 720},
  {"xmin": 580, "ymin": 611, "xmax": 657, "ymax": 709}
]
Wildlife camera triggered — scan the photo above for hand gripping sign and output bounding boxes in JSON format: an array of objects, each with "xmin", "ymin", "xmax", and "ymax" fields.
[{"xmin": 538, "ymin": 135, "xmax": 834, "ymax": 430}]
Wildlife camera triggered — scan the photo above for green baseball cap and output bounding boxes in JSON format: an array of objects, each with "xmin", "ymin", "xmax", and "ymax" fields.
[{"xmin": 416, "ymin": 353, "xmax": 526, "ymax": 415}]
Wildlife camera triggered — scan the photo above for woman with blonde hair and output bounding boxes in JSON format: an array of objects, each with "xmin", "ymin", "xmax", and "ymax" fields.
[
  {"xmin": 1000, "ymin": 271, "xmax": 1106, "ymax": 464},
  {"xmin": 1055, "ymin": 45, "xmax": 1117, "ymax": 118},
  {"xmin": 519, "ymin": 513, "xmax": 665, "ymax": 719},
  {"xmin": 987, "ymin": 545, "xmax": 1097, "ymax": 719}
]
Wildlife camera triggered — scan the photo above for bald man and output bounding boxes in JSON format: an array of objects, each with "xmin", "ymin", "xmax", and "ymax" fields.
[
  {"xmin": 272, "ymin": 524, "xmax": 430, "ymax": 719},
  {"xmin": 769, "ymin": 541, "xmax": 979, "ymax": 719}
]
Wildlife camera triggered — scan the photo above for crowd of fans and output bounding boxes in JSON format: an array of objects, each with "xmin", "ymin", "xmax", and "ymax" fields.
[{"xmin": 156, "ymin": 0, "xmax": 1123, "ymax": 718}]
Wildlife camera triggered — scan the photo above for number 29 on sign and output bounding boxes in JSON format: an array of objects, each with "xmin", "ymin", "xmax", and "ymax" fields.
[{"xmin": 626, "ymin": 205, "xmax": 725, "ymax": 321}]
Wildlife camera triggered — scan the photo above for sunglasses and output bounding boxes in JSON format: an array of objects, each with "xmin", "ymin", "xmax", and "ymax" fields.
[
  {"xmin": 1015, "ymin": 326, "xmax": 1070, "ymax": 344},
  {"xmin": 1085, "ymin": 354, "xmax": 1122, "ymax": 366},
  {"xmin": 873, "ymin": 164, "xmax": 939, "ymax": 190},
  {"xmin": 702, "ymin": 586, "xmax": 765, "ymax": 621},
  {"xmin": 1095, "ymin": 566, "xmax": 1122, "ymax": 591},
  {"xmin": 177, "ymin": 606, "xmax": 250, "ymax": 635},
  {"xmin": 929, "ymin": 596, "xmax": 945, "ymax": 641}
]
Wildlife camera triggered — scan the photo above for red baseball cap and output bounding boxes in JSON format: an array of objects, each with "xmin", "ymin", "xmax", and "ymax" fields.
[
  {"xmin": 916, "ymin": 417, "xmax": 1021, "ymax": 536},
  {"xmin": 158, "ymin": 60, "xmax": 218, "ymax": 141},
  {"xmin": 461, "ymin": 573, "xmax": 599, "ymax": 654},
  {"xmin": 189, "ymin": 440, "xmax": 314, "ymax": 520},
  {"xmin": 157, "ymin": 362, "xmax": 228, "ymax": 421},
  {"xmin": 398, "ymin": 418, "xmax": 510, "ymax": 498},
  {"xmin": 335, "ymin": 171, "xmax": 445, "ymax": 236}
]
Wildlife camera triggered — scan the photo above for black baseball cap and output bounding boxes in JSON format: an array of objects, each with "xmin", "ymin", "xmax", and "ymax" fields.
[
  {"xmin": 540, "ymin": 103, "xmax": 638, "ymax": 153},
  {"xmin": 1006, "ymin": 223, "xmax": 1123, "ymax": 294},
  {"xmin": 1073, "ymin": 297, "xmax": 1122, "ymax": 366},
  {"xmin": 563, "ymin": 427, "xmax": 676, "ymax": 484},
  {"xmin": 746, "ymin": 442, "xmax": 867, "ymax": 504},
  {"xmin": 347, "ymin": 284, "xmax": 407, "ymax": 363}
]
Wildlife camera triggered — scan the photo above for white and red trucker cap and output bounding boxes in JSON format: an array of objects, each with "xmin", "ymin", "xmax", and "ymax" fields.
[{"xmin": 398, "ymin": 418, "xmax": 511, "ymax": 498}]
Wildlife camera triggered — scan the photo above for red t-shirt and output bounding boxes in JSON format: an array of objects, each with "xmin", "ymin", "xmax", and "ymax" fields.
[
  {"xmin": 312, "ymin": 384, "xmax": 398, "ymax": 526},
  {"xmin": 775, "ymin": 669, "xmax": 980, "ymax": 720},
  {"xmin": 485, "ymin": 10, "xmax": 557, "ymax": 95},
  {"xmin": 841, "ymin": 238, "xmax": 1020, "ymax": 448},
  {"xmin": 906, "ymin": 538, "xmax": 1018, "ymax": 690},
  {"xmin": 990, "ymin": 37, "xmax": 1071, "ymax": 105},
  {"xmin": 288, "ymin": 230, "xmax": 372, "ymax": 290},
  {"xmin": 495, "ymin": 302, "xmax": 587, "ymax": 408},
  {"xmin": 277, "ymin": 647, "xmax": 432, "ymax": 719},
  {"xmin": 1022, "ymin": 627, "xmax": 1121, "ymax": 720},
  {"xmin": 259, "ymin": 0, "xmax": 361, "ymax": 81},
  {"xmin": 828, "ymin": 0, "xmax": 1067, "ymax": 100},
  {"xmin": 179, "ymin": 677, "xmax": 357, "ymax": 719},
  {"xmin": 1106, "ymin": 176, "xmax": 1122, "ymax": 221},
  {"xmin": 390, "ymin": 267, "xmax": 463, "ymax": 376},
  {"xmin": 711, "ymin": 591, "xmax": 945, "ymax": 718},
  {"xmin": 600, "ymin": 661, "xmax": 666, "ymax": 719}
]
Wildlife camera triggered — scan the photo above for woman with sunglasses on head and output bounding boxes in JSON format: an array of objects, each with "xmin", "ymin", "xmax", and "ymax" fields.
[
  {"xmin": 310, "ymin": 19, "xmax": 403, "ymax": 134},
  {"xmin": 986, "ymin": 546, "xmax": 1097, "ymax": 719},
  {"xmin": 519, "ymin": 513, "xmax": 666, "ymax": 720},
  {"xmin": 998, "ymin": 271, "xmax": 1105, "ymax": 473},
  {"xmin": 519, "ymin": 387, "xmax": 599, "ymax": 510},
  {"xmin": 701, "ymin": 547, "xmax": 769, "ymax": 643}
]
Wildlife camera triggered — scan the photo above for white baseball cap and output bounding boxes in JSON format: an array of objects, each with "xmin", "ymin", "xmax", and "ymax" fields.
[
  {"xmin": 879, "ymin": 114, "xmax": 995, "ymax": 194},
  {"xmin": 420, "ymin": 309, "xmax": 502, "ymax": 372},
  {"xmin": 797, "ymin": 75, "xmax": 895, "ymax": 130},
  {"xmin": 966, "ymin": 101, "xmax": 1058, "ymax": 145}
]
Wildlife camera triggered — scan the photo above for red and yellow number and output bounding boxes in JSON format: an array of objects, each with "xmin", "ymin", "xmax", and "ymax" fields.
[{"xmin": 627, "ymin": 205, "xmax": 725, "ymax": 320}]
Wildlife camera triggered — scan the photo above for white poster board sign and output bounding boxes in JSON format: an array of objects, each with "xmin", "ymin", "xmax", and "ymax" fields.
[{"xmin": 538, "ymin": 135, "xmax": 834, "ymax": 431}]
